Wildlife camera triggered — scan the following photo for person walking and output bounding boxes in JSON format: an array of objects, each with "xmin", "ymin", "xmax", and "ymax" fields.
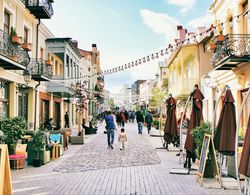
[
  {"xmin": 121, "ymin": 112, "xmax": 126, "ymax": 127},
  {"xmin": 145, "ymin": 111, "xmax": 153, "ymax": 134},
  {"xmin": 136, "ymin": 110, "xmax": 144, "ymax": 134},
  {"xmin": 118, "ymin": 128, "xmax": 127, "ymax": 150},
  {"xmin": 105, "ymin": 111, "xmax": 117, "ymax": 149},
  {"xmin": 64, "ymin": 111, "xmax": 70, "ymax": 128}
]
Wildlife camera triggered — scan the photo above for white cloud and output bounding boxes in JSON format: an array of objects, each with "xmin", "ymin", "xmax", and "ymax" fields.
[
  {"xmin": 139, "ymin": 9, "xmax": 179, "ymax": 43},
  {"xmin": 167, "ymin": 0, "xmax": 195, "ymax": 7},
  {"xmin": 167, "ymin": 0, "xmax": 196, "ymax": 14},
  {"xmin": 187, "ymin": 13, "xmax": 213, "ymax": 29}
]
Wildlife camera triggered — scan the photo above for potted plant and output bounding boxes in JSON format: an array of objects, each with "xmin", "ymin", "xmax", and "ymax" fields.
[
  {"xmin": 216, "ymin": 34, "xmax": 225, "ymax": 42},
  {"xmin": 10, "ymin": 27, "xmax": 22, "ymax": 45},
  {"xmin": 22, "ymin": 43, "xmax": 32, "ymax": 51},
  {"xmin": 208, "ymin": 38, "xmax": 216, "ymax": 51},
  {"xmin": 192, "ymin": 122, "xmax": 212, "ymax": 158},
  {"xmin": 45, "ymin": 60, "xmax": 52, "ymax": 65},
  {"xmin": 30, "ymin": 129, "xmax": 45, "ymax": 167},
  {"xmin": 192, "ymin": 122, "xmax": 214, "ymax": 178},
  {"xmin": 0, "ymin": 117, "xmax": 27, "ymax": 154}
]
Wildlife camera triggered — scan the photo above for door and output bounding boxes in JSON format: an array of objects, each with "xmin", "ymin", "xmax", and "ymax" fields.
[{"xmin": 53, "ymin": 102, "xmax": 61, "ymax": 130}]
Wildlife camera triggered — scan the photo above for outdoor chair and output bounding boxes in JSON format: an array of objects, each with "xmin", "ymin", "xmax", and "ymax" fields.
[
  {"xmin": 9, "ymin": 144, "xmax": 27, "ymax": 169},
  {"xmin": 70, "ymin": 130, "xmax": 84, "ymax": 144}
]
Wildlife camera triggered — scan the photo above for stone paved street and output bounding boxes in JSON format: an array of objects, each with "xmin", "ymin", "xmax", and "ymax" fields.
[{"xmin": 11, "ymin": 123, "xmax": 239, "ymax": 195}]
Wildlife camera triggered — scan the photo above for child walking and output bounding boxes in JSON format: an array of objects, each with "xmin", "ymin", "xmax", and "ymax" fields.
[{"xmin": 118, "ymin": 128, "xmax": 127, "ymax": 150}]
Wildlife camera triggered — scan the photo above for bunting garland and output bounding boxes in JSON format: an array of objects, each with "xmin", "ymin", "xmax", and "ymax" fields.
[{"xmin": 51, "ymin": 9, "xmax": 250, "ymax": 82}]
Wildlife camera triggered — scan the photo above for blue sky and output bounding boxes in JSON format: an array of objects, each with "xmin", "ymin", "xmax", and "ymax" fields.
[{"xmin": 43, "ymin": 0, "xmax": 213, "ymax": 92}]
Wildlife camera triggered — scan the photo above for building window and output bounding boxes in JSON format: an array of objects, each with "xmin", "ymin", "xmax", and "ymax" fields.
[
  {"xmin": 24, "ymin": 27, "xmax": 29, "ymax": 43},
  {"xmin": 4, "ymin": 11, "xmax": 10, "ymax": 34},
  {"xmin": 0, "ymin": 81, "xmax": 9, "ymax": 118},
  {"xmin": 18, "ymin": 88, "xmax": 28, "ymax": 121},
  {"xmin": 242, "ymin": 0, "xmax": 250, "ymax": 34}
]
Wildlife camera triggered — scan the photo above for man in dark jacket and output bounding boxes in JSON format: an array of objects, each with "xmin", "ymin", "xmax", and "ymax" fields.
[
  {"xmin": 64, "ymin": 111, "xmax": 69, "ymax": 128},
  {"xmin": 145, "ymin": 111, "xmax": 153, "ymax": 134},
  {"xmin": 105, "ymin": 111, "xmax": 116, "ymax": 149},
  {"xmin": 136, "ymin": 110, "xmax": 144, "ymax": 134}
]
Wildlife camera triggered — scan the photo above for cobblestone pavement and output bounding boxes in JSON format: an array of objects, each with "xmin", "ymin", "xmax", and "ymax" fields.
[
  {"xmin": 53, "ymin": 129, "xmax": 160, "ymax": 173},
  {"xmin": 11, "ymin": 123, "xmax": 239, "ymax": 195}
]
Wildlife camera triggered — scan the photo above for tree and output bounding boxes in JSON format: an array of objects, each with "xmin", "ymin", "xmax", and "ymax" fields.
[
  {"xmin": 108, "ymin": 98, "xmax": 115, "ymax": 110},
  {"xmin": 161, "ymin": 78, "xmax": 169, "ymax": 93},
  {"xmin": 149, "ymin": 87, "xmax": 167, "ymax": 108}
]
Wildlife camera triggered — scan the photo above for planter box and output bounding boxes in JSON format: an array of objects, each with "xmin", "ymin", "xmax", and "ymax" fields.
[
  {"xmin": 12, "ymin": 35, "xmax": 22, "ymax": 45},
  {"xmin": 208, "ymin": 43, "xmax": 216, "ymax": 51},
  {"xmin": 22, "ymin": 43, "xmax": 31, "ymax": 51},
  {"xmin": 216, "ymin": 35, "xmax": 224, "ymax": 42},
  {"xmin": 46, "ymin": 60, "xmax": 52, "ymax": 66}
]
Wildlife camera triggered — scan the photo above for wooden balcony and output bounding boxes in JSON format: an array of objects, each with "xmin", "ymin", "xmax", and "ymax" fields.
[
  {"xmin": 27, "ymin": 59, "xmax": 52, "ymax": 81},
  {"xmin": 25, "ymin": 0, "xmax": 54, "ymax": 19},
  {"xmin": 46, "ymin": 75, "xmax": 75, "ymax": 97},
  {"xmin": 211, "ymin": 34, "xmax": 250, "ymax": 70},
  {"xmin": 0, "ymin": 29, "xmax": 30, "ymax": 70}
]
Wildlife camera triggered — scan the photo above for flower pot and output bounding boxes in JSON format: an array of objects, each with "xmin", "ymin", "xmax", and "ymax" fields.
[
  {"xmin": 216, "ymin": 35, "xmax": 224, "ymax": 42},
  {"xmin": 22, "ymin": 43, "xmax": 31, "ymax": 51},
  {"xmin": 209, "ymin": 43, "xmax": 216, "ymax": 51},
  {"xmin": 45, "ymin": 60, "xmax": 52, "ymax": 66},
  {"xmin": 11, "ymin": 35, "xmax": 22, "ymax": 45},
  {"xmin": 33, "ymin": 159, "xmax": 42, "ymax": 167}
]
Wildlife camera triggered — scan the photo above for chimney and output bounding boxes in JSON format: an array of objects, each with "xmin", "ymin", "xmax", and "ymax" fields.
[
  {"xmin": 72, "ymin": 40, "xmax": 78, "ymax": 49},
  {"xmin": 176, "ymin": 25, "xmax": 187, "ymax": 43},
  {"xmin": 92, "ymin": 44, "xmax": 97, "ymax": 52}
]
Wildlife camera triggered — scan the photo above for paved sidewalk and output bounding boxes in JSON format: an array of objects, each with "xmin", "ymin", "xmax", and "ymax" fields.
[{"xmin": 11, "ymin": 123, "xmax": 239, "ymax": 195}]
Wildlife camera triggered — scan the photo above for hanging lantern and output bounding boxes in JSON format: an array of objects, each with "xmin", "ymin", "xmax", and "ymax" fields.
[
  {"xmin": 131, "ymin": 62, "xmax": 134, "ymax": 67},
  {"xmin": 139, "ymin": 59, "xmax": 142, "ymax": 64},
  {"xmin": 221, "ymin": 23, "xmax": 224, "ymax": 31},
  {"xmin": 147, "ymin": 56, "xmax": 150, "ymax": 61},
  {"xmin": 128, "ymin": 63, "xmax": 131, "ymax": 68},
  {"xmin": 193, "ymin": 36, "xmax": 197, "ymax": 43},
  {"xmin": 151, "ymin": 54, "xmax": 155, "ymax": 60},
  {"xmin": 165, "ymin": 49, "xmax": 168, "ymax": 55},
  {"xmin": 143, "ymin": 57, "xmax": 146, "ymax": 63},
  {"xmin": 125, "ymin": 64, "xmax": 127, "ymax": 69},
  {"xmin": 155, "ymin": 53, "xmax": 159, "ymax": 58},
  {"xmin": 235, "ymin": 15, "xmax": 240, "ymax": 23},
  {"xmin": 160, "ymin": 50, "xmax": 164, "ymax": 56},
  {"xmin": 170, "ymin": 46, "xmax": 174, "ymax": 52},
  {"xmin": 135, "ymin": 61, "xmax": 138, "ymax": 66}
]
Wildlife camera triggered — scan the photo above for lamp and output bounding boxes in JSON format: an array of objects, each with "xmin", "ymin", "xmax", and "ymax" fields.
[
  {"xmin": 203, "ymin": 73, "xmax": 211, "ymax": 87},
  {"xmin": 23, "ymin": 69, "xmax": 31, "ymax": 85}
]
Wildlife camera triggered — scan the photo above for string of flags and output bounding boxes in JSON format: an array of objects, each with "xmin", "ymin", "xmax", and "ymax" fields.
[{"xmin": 52, "ymin": 9, "xmax": 250, "ymax": 84}]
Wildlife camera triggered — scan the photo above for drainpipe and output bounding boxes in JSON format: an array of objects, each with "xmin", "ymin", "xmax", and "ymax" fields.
[
  {"xmin": 34, "ymin": 81, "xmax": 40, "ymax": 130},
  {"xmin": 34, "ymin": 19, "xmax": 41, "ymax": 130}
]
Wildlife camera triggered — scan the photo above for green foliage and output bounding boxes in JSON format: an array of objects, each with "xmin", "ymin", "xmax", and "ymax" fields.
[
  {"xmin": 0, "ymin": 117, "xmax": 27, "ymax": 153},
  {"xmin": 161, "ymin": 78, "xmax": 169, "ymax": 92},
  {"xmin": 153, "ymin": 121, "xmax": 159, "ymax": 129},
  {"xmin": 30, "ymin": 129, "xmax": 45, "ymax": 159},
  {"xmin": 192, "ymin": 122, "xmax": 212, "ymax": 157},
  {"xmin": 149, "ymin": 87, "xmax": 167, "ymax": 108},
  {"xmin": 10, "ymin": 27, "xmax": 17, "ymax": 36}
]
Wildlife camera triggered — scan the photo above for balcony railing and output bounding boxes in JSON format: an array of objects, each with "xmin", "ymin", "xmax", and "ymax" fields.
[
  {"xmin": 25, "ymin": 0, "xmax": 54, "ymax": 19},
  {"xmin": 27, "ymin": 58, "xmax": 52, "ymax": 81},
  {"xmin": 211, "ymin": 34, "xmax": 250, "ymax": 70},
  {"xmin": 0, "ymin": 29, "xmax": 30, "ymax": 70}
]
